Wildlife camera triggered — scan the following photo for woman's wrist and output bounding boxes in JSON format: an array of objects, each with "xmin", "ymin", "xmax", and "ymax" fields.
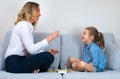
[{"xmin": 46, "ymin": 31, "xmax": 60, "ymax": 43}]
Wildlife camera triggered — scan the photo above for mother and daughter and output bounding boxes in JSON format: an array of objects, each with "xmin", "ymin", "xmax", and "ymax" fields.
[{"xmin": 5, "ymin": 1, "xmax": 106, "ymax": 73}]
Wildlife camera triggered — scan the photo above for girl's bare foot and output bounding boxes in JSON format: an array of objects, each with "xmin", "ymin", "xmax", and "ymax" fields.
[
  {"xmin": 69, "ymin": 56, "xmax": 81, "ymax": 70},
  {"xmin": 69, "ymin": 56, "xmax": 80, "ymax": 64},
  {"xmin": 72, "ymin": 62, "xmax": 79, "ymax": 70},
  {"xmin": 33, "ymin": 69, "xmax": 40, "ymax": 73}
]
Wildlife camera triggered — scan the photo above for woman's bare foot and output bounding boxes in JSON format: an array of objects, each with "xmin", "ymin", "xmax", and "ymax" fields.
[{"xmin": 33, "ymin": 69, "xmax": 40, "ymax": 73}]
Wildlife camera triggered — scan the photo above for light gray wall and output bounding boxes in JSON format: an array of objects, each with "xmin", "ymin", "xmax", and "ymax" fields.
[{"xmin": 0, "ymin": 0, "xmax": 120, "ymax": 44}]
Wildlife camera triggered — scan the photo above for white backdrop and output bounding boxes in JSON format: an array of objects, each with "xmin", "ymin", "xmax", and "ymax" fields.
[{"xmin": 0, "ymin": 0, "xmax": 120, "ymax": 44}]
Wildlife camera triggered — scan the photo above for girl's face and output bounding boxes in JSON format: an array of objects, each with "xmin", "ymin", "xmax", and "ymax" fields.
[
  {"xmin": 30, "ymin": 6, "xmax": 41, "ymax": 23},
  {"xmin": 82, "ymin": 29, "xmax": 93, "ymax": 45}
]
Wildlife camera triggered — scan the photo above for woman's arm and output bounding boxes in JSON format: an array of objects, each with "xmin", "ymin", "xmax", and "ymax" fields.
[{"xmin": 19, "ymin": 22, "xmax": 59, "ymax": 54}]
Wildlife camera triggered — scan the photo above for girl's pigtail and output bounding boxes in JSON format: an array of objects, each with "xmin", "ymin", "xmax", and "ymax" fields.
[{"xmin": 97, "ymin": 32, "xmax": 105, "ymax": 49}]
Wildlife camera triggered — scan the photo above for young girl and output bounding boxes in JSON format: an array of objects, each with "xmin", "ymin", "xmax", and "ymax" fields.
[
  {"xmin": 5, "ymin": 2, "xmax": 60, "ymax": 73},
  {"xmin": 69, "ymin": 26, "xmax": 106, "ymax": 72}
]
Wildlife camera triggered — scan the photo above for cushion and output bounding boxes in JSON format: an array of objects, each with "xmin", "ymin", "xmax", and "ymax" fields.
[
  {"xmin": 104, "ymin": 33, "xmax": 115, "ymax": 45},
  {"xmin": 60, "ymin": 34, "xmax": 83, "ymax": 69},
  {"xmin": 105, "ymin": 44, "xmax": 120, "ymax": 71},
  {"xmin": 103, "ymin": 33, "xmax": 115, "ymax": 52},
  {"xmin": 0, "ymin": 31, "xmax": 12, "ymax": 70},
  {"xmin": 0, "ymin": 43, "xmax": 3, "ymax": 70},
  {"xmin": 33, "ymin": 32, "xmax": 61, "ymax": 69}
]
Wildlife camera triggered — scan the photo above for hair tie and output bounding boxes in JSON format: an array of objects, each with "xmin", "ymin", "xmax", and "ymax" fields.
[{"xmin": 98, "ymin": 32, "xmax": 100, "ymax": 37}]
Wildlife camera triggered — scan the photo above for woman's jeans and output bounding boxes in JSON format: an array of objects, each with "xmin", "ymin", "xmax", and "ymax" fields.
[{"xmin": 5, "ymin": 52, "xmax": 54, "ymax": 73}]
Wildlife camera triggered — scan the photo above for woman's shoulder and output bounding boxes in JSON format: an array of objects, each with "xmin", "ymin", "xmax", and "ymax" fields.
[
  {"xmin": 15, "ymin": 21, "xmax": 31, "ymax": 29},
  {"xmin": 16, "ymin": 21, "xmax": 29, "ymax": 25}
]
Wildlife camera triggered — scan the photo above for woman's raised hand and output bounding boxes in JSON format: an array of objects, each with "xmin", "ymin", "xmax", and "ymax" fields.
[{"xmin": 46, "ymin": 31, "xmax": 60, "ymax": 43}]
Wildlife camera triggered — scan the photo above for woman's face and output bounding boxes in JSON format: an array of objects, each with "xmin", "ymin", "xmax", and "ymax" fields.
[
  {"xmin": 30, "ymin": 6, "xmax": 41, "ymax": 23},
  {"xmin": 35, "ymin": 6, "xmax": 41, "ymax": 22}
]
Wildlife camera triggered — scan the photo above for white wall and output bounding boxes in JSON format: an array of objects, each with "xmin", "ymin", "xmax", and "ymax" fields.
[{"xmin": 0, "ymin": 0, "xmax": 120, "ymax": 44}]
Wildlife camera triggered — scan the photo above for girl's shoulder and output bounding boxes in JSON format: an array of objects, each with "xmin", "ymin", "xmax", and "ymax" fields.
[
  {"xmin": 89, "ymin": 42, "xmax": 104, "ymax": 53},
  {"xmin": 90, "ymin": 42, "xmax": 102, "ymax": 50}
]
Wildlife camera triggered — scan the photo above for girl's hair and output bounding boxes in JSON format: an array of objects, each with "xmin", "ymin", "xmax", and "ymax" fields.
[
  {"xmin": 86, "ymin": 26, "xmax": 105, "ymax": 49},
  {"xmin": 15, "ymin": 2, "xmax": 39, "ymax": 27}
]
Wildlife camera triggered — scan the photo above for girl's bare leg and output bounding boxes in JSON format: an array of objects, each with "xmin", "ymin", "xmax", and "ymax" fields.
[
  {"xmin": 78, "ymin": 61, "xmax": 95, "ymax": 72},
  {"xmin": 69, "ymin": 57, "xmax": 95, "ymax": 72},
  {"xmin": 84, "ymin": 63, "xmax": 95, "ymax": 72}
]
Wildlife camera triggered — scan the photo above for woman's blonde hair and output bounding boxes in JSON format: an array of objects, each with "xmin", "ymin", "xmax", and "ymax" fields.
[
  {"xmin": 15, "ymin": 2, "xmax": 39, "ymax": 27},
  {"xmin": 86, "ymin": 26, "xmax": 105, "ymax": 49}
]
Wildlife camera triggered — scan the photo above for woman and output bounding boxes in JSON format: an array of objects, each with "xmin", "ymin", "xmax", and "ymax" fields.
[{"xmin": 5, "ymin": 2, "xmax": 60, "ymax": 73}]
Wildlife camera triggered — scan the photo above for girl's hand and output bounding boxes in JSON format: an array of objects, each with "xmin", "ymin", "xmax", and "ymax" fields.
[
  {"xmin": 72, "ymin": 62, "xmax": 79, "ymax": 70},
  {"xmin": 46, "ymin": 31, "xmax": 60, "ymax": 43},
  {"xmin": 79, "ymin": 61, "xmax": 86, "ymax": 68},
  {"xmin": 77, "ymin": 61, "xmax": 87, "ymax": 71},
  {"xmin": 48, "ymin": 49, "xmax": 59, "ymax": 55}
]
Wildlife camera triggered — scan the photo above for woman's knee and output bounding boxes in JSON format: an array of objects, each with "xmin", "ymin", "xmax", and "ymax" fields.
[
  {"xmin": 45, "ymin": 52, "xmax": 54, "ymax": 63},
  {"xmin": 38, "ymin": 52, "xmax": 54, "ymax": 64}
]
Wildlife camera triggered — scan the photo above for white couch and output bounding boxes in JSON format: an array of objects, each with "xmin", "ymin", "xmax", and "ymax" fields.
[{"xmin": 0, "ymin": 31, "xmax": 120, "ymax": 79}]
